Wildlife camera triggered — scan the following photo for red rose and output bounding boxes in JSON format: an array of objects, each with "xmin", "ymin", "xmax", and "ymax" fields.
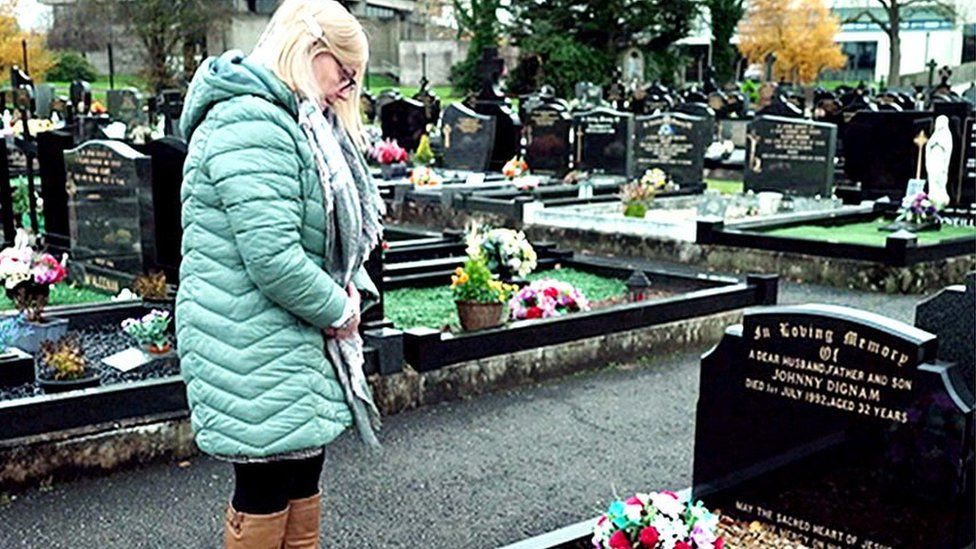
[
  {"xmin": 543, "ymin": 287, "xmax": 559, "ymax": 298},
  {"xmin": 674, "ymin": 542, "xmax": 691, "ymax": 549},
  {"xmin": 638, "ymin": 526, "xmax": 659, "ymax": 548},
  {"xmin": 525, "ymin": 306, "xmax": 543, "ymax": 319},
  {"xmin": 714, "ymin": 538, "xmax": 724, "ymax": 549},
  {"xmin": 609, "ymin": 530, "xmax": 631, "ymax": 549}
]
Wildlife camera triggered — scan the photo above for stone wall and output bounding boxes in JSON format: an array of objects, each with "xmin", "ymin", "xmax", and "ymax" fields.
[
  {"xmin": 398, "ymin": 41, "xmax": 468, "ymax": 86},
  {"xmin": 0, "ymin": 310, "xmax": 741, "ymax": 491},
  {"xmin": 525, "ymin": 225, "xmax": 976, "ymax": 294}
]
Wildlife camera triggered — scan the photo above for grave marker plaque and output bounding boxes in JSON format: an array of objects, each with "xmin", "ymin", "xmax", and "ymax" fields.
[
  {"xmin": 694, "ymin": 304, "xmax": 974, "ymax": 549},
  {"xmin": 745, "ymin": 116, "xmax": 837, "ymax": 196},
  {"xmin": 65, "ymin": 140, "xmax": 156, "ymax": 292},
  {"xmin": 380, "ymin": 97, "xmax": 427, "ymax": 152},
  {"xmin": 633, "ymin": 112, "xmax": 708, "ymax": 185},
  {"xmin": 441, "ymin": 103, "xmax": 496, "ymax": 172},
  {"xmin": 573, "ymin": 108, "xmax": 634, "ymax": 177},
  {"xmin": 144, "ymin": 137, "xmax": 187, "ymax": 283},
  {"xmin": 525, "ymin": 104, "xmax": 571, "ymax": 175}
]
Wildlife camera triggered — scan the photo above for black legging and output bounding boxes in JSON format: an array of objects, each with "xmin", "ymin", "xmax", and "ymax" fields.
[{"xmin": 231, "ymin": 452, "xmax": 325, "ymax": 514}]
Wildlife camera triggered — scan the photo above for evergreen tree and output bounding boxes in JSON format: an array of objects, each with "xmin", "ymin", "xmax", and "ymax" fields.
[{"xmin": 706, "ymin": 0, "xmax": 745, "ymax": 84}]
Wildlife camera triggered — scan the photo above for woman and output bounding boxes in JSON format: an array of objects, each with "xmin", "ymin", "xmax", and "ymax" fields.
[{"xmin": 176, "ymin": 1, "xmax": 383, "ymax": 547}]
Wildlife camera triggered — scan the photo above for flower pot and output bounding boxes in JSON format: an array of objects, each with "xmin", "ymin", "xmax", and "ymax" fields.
[
  {"xmin": 146, "ymin": 342, "xmax": 173, "ymax": 356},
  {"xmin": 0, "ymin": 346, "xmax": 34, "ymax": 387},
  {"xmin": 37, "ymin": 371, "xmax": 101, "ymax": 394},
  {"xmin": 11, "ymin": 316, "xmax": 69, "ymax": 355},
  {"xmin": 623, "ymin": 202, "xmax": 648, "ymax": 219},
  {"xmin": 380, "ymin": 162, "xmax": 409, "ymax": 180},
  {"xmin": 455, "ymin": 301, "xmax": 507, "ymax": 332}
]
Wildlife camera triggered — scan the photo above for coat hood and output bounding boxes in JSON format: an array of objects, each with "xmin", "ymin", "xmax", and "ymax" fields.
[{"xmin": 180, "ymin": 50, "xmax": 298, "ymax": 140}]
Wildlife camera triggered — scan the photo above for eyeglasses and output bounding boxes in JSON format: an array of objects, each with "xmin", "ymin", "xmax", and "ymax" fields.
[
  {"xmin": 331, "ymin": 52, "xmax": 358, "ymax": 94},
  {"xmin": 302, "ymin": 12, "xmax": 357, "ymax": 94}
]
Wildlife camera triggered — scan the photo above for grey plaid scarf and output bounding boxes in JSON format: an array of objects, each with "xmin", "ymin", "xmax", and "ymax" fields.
[{"xmin": 297, "ymin": 98, "xmax": 384, "ymax": 450}]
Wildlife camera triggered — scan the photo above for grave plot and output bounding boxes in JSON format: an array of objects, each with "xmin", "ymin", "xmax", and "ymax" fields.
[{"xmin": 697, "ymin": 202, "xmax": 976, "ymax": 293}]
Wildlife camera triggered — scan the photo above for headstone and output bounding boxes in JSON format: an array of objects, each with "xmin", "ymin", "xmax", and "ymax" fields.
[
  {"xmin": 757, "ymin": 96, "xmax": 803, "ymax": 119},
  {"xmin": 916, "ymin": 272, "xmax": 975, "ymax": 396},
  {"xmin": 694, "ymin": 304, "xmax": 974, "ymax": 549},
  {"xmin": 143, "ymin": 137, "xmax": 187, "ymax": 283},
  {"xmin": 36, "ymin": 130, "xmax": 76, "ymax": 252},
  {"xmin": 844, "ymin": 111, "xmax": 935, "ymax": 200},
  {"xmin": 106, "ymin": 87, "xmax": 144, "ymax": 128},
  {"xmin": 69, "ymin": 80, "xmax": 92, "ymax": 114},
  {"xmin": 380, "ymin": 97, "xmax": 427, "ymax": 152},
  {"xmin": 632, "ymin": 112, "xmax": 708, "ymax": 186},
  {"xmin": 35, "ymin": 83, "xmax": 54, "ymax": 119},
  {"xmin": 360, "ymin": 89, "xmax": 377, "ymax": 124},
  {"xmin": 64, "ymin": 140, "xmax": 156, "ymax": 293},
  {"xmin": 441, "ymin": 103, "xmax": 496, "ymax": 172},
  {"xmin": 525, "ymin": 103, "xmax": 572, "ymax": 176},
  {"xmin": 473, "ymin": 97, "xmax": 522, "ymax": 172},
  {"xmin": 572, "ymin": 107, "xmax": 634, "ymax": 177},
  {"xmin": 412, "ymin": 79, "xmax": 441, "ymax": 129},
  {"xmin": 159, "ymin": 89, "xmax": 184, "ymax": 138},
  {"xmin": 745, "ymin": 116, "xmax": 837, "ymax": 196},
  {"xmin": 374, "ymin": 89, "xmax": 401, "ymax": 121},
  {"xmin": 963, "ymin": 117, "xmax": 976, "ymax": 206}
]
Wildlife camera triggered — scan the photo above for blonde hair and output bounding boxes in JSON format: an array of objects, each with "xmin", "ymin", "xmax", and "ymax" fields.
[{"xmin": 250, "ymin": 0, "xmax": 369, "ymax": 148}]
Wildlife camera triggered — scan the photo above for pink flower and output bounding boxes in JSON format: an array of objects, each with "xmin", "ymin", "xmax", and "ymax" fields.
[
  {"xmin": 638, "ymin": 527, "xmax": 659, "ymax": 548},
  {"xmin": 674, "ymin": 542, "xmax": 691, "ymax": 549},
  {"xmin": 608, "ymin": 530, "xmax": 631, "ymax": 549}
]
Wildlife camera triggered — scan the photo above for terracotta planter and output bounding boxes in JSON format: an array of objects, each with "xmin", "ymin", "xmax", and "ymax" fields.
[
  {"xmin": 147, "ymin": 342, "xmax": 173, "ymax": 355},
  {"xmin": 455, "ymin": 301, "xmax": 507, "ymax": 332}
]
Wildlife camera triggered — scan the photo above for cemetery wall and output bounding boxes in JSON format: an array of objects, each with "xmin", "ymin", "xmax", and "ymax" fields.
[
  {"xmin": 0, "ymin": 309, "xmax": 741, "ymax": 490},
  {"xmin": 398, "ymin": 40, "xmax": 468, "ymax": 86},
  {"xmin": 526, "ymin": 225, "xmax": 976, "ymax": 294}
]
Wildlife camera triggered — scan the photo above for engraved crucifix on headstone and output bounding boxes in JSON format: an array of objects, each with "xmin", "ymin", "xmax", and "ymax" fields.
[{"xmin": 913, "ymin": 130, "xmax": 928, "ymax": 180}]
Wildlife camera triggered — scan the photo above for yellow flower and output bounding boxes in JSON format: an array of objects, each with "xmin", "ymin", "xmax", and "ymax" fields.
[{"xmin": 451, "ymin": 269, "xmax": 469, "ymax": 288}]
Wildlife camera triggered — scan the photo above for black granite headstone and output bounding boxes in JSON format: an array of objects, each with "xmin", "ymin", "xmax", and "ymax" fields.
[
  {"xmin": 36, "ymin": 130, "xmax": 75, "ymax": 252},
  {"xmin": 64, "ymin": 140, "xmax": 156, "ymax": 293},
  {"xmin": 843, "ymin": 111, "xmax": 935, "ymax": 200},
  {"xmin": 963, "ymin": 117, "xmax": 976, "ymax": 206},
  {"xmin": 380, "ymin": 97, "xmax": 427, "ymax": 152},
  {"xmin": 632, "ymin": 112, "xmax": 708, "ymax": 186},
  {"xmin": 69, "ymin": 80, "xmax": 92, "ymax": 114},
  {"xmin": 572, "ymin": 107, "xmax": 634, "ymax": 177},
  {"xmin": 745, "ymin": 116, "xmax": 837, "ymax": 196},
  {"xmin": 916, "ymin": 273, "xmax": 975, "ymax": 396},
  {"xmin": 525, "ymin": 103, "xmax": 572, "ymax": 176},
  {"xmin": 473, "ymin": 97, "xmax": 522, "ymax": 172},
  {"xmin": 694, "ymin": 304, "xmax": 974, "ymax": 549},
  {"xmin": 144, "ymin": 137, "xmax": 187, "ymax": 283},
  {"xmin": 441, "ymin": 103, "xmax": 496, "ymax": 172}
]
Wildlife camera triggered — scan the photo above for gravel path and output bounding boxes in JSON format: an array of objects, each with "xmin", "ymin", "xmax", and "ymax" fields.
[{"xmin": 0, "ymin": 280, "xmax": 935, "ymax": 548}]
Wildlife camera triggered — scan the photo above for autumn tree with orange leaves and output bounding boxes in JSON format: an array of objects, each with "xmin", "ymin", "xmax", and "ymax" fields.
[
  {"xmin": 0, "ymin": 0, "xmax": 52, "ymax": 81},
  {"xmin": 737, "ymin": 0, "xmax": 846, "ymax": 84}
]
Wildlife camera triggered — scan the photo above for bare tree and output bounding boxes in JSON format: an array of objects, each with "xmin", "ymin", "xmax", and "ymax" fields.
[{"xmin": 844, "ymin": 0, "xmax": 956, "ymax": 85}]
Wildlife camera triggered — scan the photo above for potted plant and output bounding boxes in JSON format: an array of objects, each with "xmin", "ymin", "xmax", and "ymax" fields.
[
  {"xmin": 0, "ymin": 315, "xmax": 33, "ymax": 388},
  {"xmin": 413, "ymin": 134, "xmax": 435, "ymax": 166},
  {"xmin": 452, "ymin": 258, "xmax": 517, "ymax": 332},
  {"xmin": 509, "ymin": 279, "xmax": 590, "ymax": 321},
  {"xmin": 37, "ymin": 334, "xmax": 100, "ymax": 393},
  {"xmin": 621, "ymin": 169, "xmax": 675, "ymax": 219},
  {"xmin": 121, "ymin": 309, "xmax": 173, "ymax": 355},
  {"xmin": 465, "ymin": 226, "xmax": 538, "ymax": 282},
  {"xmin": 371, "ymin": 138, "xmax": 409, "ymax": 180},
  {"xmin": 592, "ymin": 490, "xmax": 725, "ymax": 549},
  {"xmin": 131, "ymin": 271, "xmax": 171, "ymax": 307},
  {"xmin": 0, "ymin": 231, "xmax": 70, "ymax": 354}
]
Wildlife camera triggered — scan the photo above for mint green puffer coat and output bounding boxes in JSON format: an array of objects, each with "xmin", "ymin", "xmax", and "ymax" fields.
[{"xmin": 177, "ymin": 51, "xmax": 353, "ymax": 459}]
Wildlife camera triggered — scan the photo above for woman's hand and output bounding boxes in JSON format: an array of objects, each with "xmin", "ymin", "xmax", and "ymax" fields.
[{"xmin": 325, "ymin": 284, "xmax": 361, "ymax": 340}]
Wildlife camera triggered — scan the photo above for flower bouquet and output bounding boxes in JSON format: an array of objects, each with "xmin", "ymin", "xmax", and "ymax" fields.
[
  {"xmin": 451, "ymin": 258, "xmax": 517, "ymax": 331},
  {"xmin": 593, "ymin": 491, "xmax": 725, "ymax": 549},
  {"xmin": 503, "ymin": 156, "xmax": 529, "ymax": 180},
  {"xmin": 465, "ymin": 226, "xmax": 538, "ymax": 280},
  {"xmin": 122, "ymin": 309, "xmax": 173, "ymax": 355},
  {"xmin": 884, "ymin": 191, "xmax": 942, "ymax": 232},
  {"xmin": 371, "ymin": 139, "xmax": 410, "ymax": 180},
  {"xmin": 0, "ymin": 232, "xmax": 70, "ymax": 353},
  {"xmin": 620, "ymin": 180, "xmax": 656, "ymax": 219},
  {"xmin": 510, "ymin": 279, "xmax": 590, "ymax": 320},
  {"xmin": 410, "ymin": 165, "xmax": 442, "ymax": 188}
]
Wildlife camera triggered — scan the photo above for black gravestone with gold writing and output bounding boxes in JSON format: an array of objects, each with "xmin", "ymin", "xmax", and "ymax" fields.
[
  {"xmin": 633, "ymin": 112, "xmax": 709, "ymax": 186},
  {"xmin": 525, "ymin": 103, "xmax": 572, "ymax": 176},
  {"xmin": 572, "ymin": 107, "xmax": 634, "ymax": 177},
  {"xmin": 693, "ymin": 304, "xmax": 974, "ymax": 548},
  {"xmin": 65, "ymin": 140, "xmax": 156, "ymax": 294},
  {"xmin": 745, "ymin": 115, "xmax": 837, "ymax": 197},
  {"xmin": 441, "ymin": 103, "xmax": 496, "ymax": 172}
]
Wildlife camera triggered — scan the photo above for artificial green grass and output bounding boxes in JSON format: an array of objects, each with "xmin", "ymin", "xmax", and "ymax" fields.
[
  {"xmin": 759, "ymin": 218, "xmax": 976, "ymax": 247},
  {"xmin": 705, "ymin": 179, "xmax": 743, "ymax": 195},
  {"xmin": 0, "ymin": 283, "xmax": 114, "ymax": 312},
  {"xmin": 383, "ymin": 267, "xmax": 628, "ymax": 330}
]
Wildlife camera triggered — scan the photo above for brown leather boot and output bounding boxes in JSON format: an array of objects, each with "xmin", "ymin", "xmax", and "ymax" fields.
[
  {"xmin": 224, "ymin": 504, "xmax": 289, "ymax": 549},
  {"xmin": 282, "ymin": 492, "xmax": 322, "ymax": 548}
]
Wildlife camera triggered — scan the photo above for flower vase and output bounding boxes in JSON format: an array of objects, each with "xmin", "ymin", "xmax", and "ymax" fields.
[
  {"xmin": 146, "ymin": 341, "xmax": 173, "ymax": 356},
  {"xmin": 455, "ymin": 301, "xmax": 507, "ymax": 332},
  {"xmin": 12, "ymin": 317, "xmax": 69, "ymax": 355},
  {"xmin": 380, "ymin": 162, "xmax": 408, "ymax": 180},
  {"xmin": 623, "ymin": 202, "xmax": 648, "ymax": 219}
]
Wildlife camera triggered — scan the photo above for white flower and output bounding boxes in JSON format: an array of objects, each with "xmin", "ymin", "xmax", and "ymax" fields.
[
  {"xmin": 650, "ymin": 492, "xmax": 685, "ymax": 518},
  {"xmin": 624, "ymin": 503, "xmax": 643, "ymax": 523},
  {"xmin": 113, "ymin": 289, "xmax": 137, "ymax": 301}
]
